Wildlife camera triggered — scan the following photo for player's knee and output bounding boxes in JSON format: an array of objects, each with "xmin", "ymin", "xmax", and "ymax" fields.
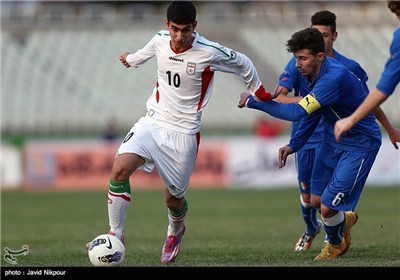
[
  {"xmin": 300, "ymin": 193, "xmax": 311, "ymax": 204},
  {"xmin": 310, "ymin": 195, "xmax": 321, "ymax": 209},
  {"xmin": 111, "ymin": 162, "xmax": 131, "ymax": 182},
  {"xmin": 111, "ymin": 154, "xmax": 141, "ymax": 181}
]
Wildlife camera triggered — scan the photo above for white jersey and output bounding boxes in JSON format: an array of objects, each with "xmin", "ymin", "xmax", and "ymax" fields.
[{"xmin": 126, "ymin": 30, "xmax": 266, "ymax": 134}]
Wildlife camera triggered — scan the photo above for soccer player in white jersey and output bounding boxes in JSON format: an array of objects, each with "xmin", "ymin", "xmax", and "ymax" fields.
[{"xmin": 88, "ymin": 1, "xmax": 273, "ymax": 265}]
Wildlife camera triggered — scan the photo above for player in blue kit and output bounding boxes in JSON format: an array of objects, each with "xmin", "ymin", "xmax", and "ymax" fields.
[
  {"xmin": 335, "ymin": 0, "xmax": 400, "ymax": 141},
  {"xmin": 239, "ymin": 28, "xmax": 381, "ymax": 260},
  {"xmin": 271, "ymin": 10, "xmax": 400, "ymax": 252}
]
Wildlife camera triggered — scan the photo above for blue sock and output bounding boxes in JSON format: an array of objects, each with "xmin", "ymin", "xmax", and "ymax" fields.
[
  {"xmin": 324, "ymin": 214, "xmax": 345, "ymax": 245},
  {"xmin": 300, "ymin": 195, "xmax": 319, "ymax": 235},
  {"xmin": 301, "ymin": 204, "xmax": 319, "ymax": 234}
]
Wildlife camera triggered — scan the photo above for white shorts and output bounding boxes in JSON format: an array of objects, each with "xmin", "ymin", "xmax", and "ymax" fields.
[{"xmin": 117, "ymin": 116, "xmax": 199, "ymax": 198}]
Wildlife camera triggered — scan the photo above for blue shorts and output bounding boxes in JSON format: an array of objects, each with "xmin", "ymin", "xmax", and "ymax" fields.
[
  {"xmin": 295, "ymin": 147, "xmax": 318, "ymax": 194},
  {"xmin": 311, "ymin": 141, "xmax": 380, "ymax": 211}
]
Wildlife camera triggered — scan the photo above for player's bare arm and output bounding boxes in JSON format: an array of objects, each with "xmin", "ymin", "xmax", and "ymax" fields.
[
  {"xmin": 372, "ymin": 105, "xmax": 400, "ymax": 149},
  {"xmin": 237, "ymin": 92, "xmax": 251, "ymax": 108},
  {"xmin": 271, "ymin": 85, "xmax": 286, "ymax": 100},
  {"xmin": 119, "ymin": 52, "xmax": 131, "ymax": 68},
  {"xmin": 387, "ymin": 128, "xmax": 400, "ymax": 150},
  {"xmin": 278, "ymin": 145, "xmax": 293, "ymax": 169},
  {"xmin": 273, "ymin": 85, "xmax": 302, "ymax": 104}
]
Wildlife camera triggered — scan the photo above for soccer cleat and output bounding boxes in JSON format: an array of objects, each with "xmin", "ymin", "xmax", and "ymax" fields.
[
  {"xmin": 294, "ymin": 219, "xmax": 323, "ymax": 252},
  {"xmin": 160, "ymin": 226, "xmax": 185, "ymax": 264},
  {"xmin": 85, "ymin": 231, "xmax": 124, "ymax": 250},
  {"xmin": 313, "ymin": 239, "xmax": 346, "ymax": 261},
  {"xmin": 341, "ymin": 211, "xmax": 358, "ymax": 256}
]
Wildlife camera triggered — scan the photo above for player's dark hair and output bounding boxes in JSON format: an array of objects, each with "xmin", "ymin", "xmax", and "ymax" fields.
[
  {"xmin": 286, "ymin": 28, "xmax": 325, "ymax": 56},
  {"xmin": 311, "ymin": 10, "xmax": 337, "ymax": 33},
  {"xmin": 167, "ymin": 1, "xmax": 196, "ymax": 24},
  {"xmin": 388, "ymin": 1, "xmax": 400, "ymax": 16}
]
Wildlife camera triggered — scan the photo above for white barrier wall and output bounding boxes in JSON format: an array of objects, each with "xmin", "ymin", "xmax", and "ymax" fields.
[
  {"xmin": 2, "ymin": 136, "xmax": 399, "ymax": 191},
  {"xmin": 226, "ymin": 136, "xmax": 399, "ymax": 188},
  {"xmin": 226, "ymin": 137, "xmax": 297, "ymax": 188},
  {"xmin": 1, "ymin": 144, "xmax": 23, "ymax": 189},
  {"xmin": 366, "ymin": 136, "xmax": 400, "ymax": 186}
]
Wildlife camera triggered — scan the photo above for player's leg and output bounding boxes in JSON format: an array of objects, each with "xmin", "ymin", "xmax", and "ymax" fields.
[
  {"xmin": 294, "ymin": 149, "xmax": 322, "ymax": 252},
  {"xmin": 327, "ymin": 147, "xmax": 378, "ymax": 256},
  {"xmin": 106, "ymin": 120, "xmax": 158, "ymax": 244},
  {"xmin": 314, "ymin": 206, "xmax": 347, "ymax": 260},
  {"xmin": 314, "ymin": 146, "xmax": 379, "ymax": 260},
  {"xmin": 165, "ymin": 190, "xmax": 188, "ymax": 237},
  {"xmin": 155, "ymin": 128, "xmax": 199, "ymax": 264},
  {"xmin": 108, "ymin": 152, "xmax": 145, "ymax": 242},
  {"xmin": 310, "ymin": 142, "xmax": 342, "ymax": 259},
  {"xmin": 160, "ymin": 190, "xmax": 188, "ymax": 264}
]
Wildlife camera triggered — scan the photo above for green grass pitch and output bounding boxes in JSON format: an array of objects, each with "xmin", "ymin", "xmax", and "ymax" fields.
[{"xmin": 1, "ymin": 186, "xmax": 399, "ymax": 268}]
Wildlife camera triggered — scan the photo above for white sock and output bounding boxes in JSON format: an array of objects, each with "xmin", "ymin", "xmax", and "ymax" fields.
[
  {"xmin": 321, "ymin": 211, "xmax": 345, "ymax": 227},
  {"xmin": 108, "ymin": 190, "xmax": 131, "ymax": 239},
  {"xmin": 167, "ymin": 199, "xmax": 188, "ymax": 236},
  {"xmin": 167, "ymin": 213, "xmax": 186, "ymax": 236}
]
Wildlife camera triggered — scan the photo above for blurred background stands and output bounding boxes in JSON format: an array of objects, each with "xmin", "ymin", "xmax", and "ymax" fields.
[{"xmin": 1, "ymin": 1, "xmax": 398, "ymax": 138}]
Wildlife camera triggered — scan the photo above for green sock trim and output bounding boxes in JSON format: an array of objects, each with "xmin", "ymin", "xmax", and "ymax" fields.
[
  {"xmin": 109, "ymin": 179, "xmax": 131, "ymax": 194},
  {"xmin": 170, "ymin": 199, "xmax": 188, "ymax": 218}
]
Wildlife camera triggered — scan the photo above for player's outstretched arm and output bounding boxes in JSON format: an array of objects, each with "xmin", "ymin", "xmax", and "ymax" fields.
[
  {"xmin": 372, "ymin": 106, "xmax": 400, "ymax": 149},
  {"xmin": 334, "ymin": 88, "xmax": 388, "ymax": 141},
  {"xmin": 387, "ymin": 128, "xmax": 400, "ymax": 150}
]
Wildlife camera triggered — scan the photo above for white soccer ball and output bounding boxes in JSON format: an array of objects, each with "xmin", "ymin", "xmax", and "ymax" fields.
[{"xmin": 87, "ymin": 234, "xmax": 125, "ymax": 267}]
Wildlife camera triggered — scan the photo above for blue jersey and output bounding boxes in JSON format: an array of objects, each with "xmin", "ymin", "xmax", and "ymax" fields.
[
  {"xmin": 248, "ymin": 57, "xmax": 382, "ymax": 152},
  {"xmin": 278, "ymin": 49, "xmax": 369, "ymax": 150},
  {"xmin": 332, "ymin": 49, "xmax": 369, "ymax": 93},
  {"xmin": 376, "ymin": 27, "xmax": 400, "ymax": 96}
]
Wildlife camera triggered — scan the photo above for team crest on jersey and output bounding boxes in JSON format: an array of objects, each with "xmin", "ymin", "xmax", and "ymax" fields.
[{"xmin": 186, "ymin": 62, "xmax": 196, "ymax": 75}]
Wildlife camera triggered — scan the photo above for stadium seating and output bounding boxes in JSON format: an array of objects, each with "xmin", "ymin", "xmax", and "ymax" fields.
[
  {"xmin": 118, "ymin": 3, "xmax": 159, "ymax": 22},
  {"xmin": 36, "ymin": 3, "xmax": 77, "ymax": 25},
  {"xmin": 77, "ymin": 3, "xmax": 118, "ymax": 24},
  {"xmin": 1, "ymin": 1, "xmax": 398, "ymax": 136},
  {"xmin": 241, "ymin": 1, "xmax": 284, "ymax": 23},
  {"xmin": 198, "ymin": 2, "xmax": 240, "ymax": 22}
]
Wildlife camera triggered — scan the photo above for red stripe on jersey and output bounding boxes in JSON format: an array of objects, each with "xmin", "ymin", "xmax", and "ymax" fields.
[
  {"xmin": 156, "ymin": 81, "xmax": 160, "ymax": 103},
  {"xmin": 108, "ymin": 191, "xmax": 131, "ymax": 202},
  {"xmin": 196, "ymin": 131, "xmax": 201, "ymax": 154},
  {"xmin": 198, "ymin": 66, "xmax": 214, "ymax": 111},
  {"xmin": 254, "ymin": 85, "xmax": 272, "ymax": 102}
]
